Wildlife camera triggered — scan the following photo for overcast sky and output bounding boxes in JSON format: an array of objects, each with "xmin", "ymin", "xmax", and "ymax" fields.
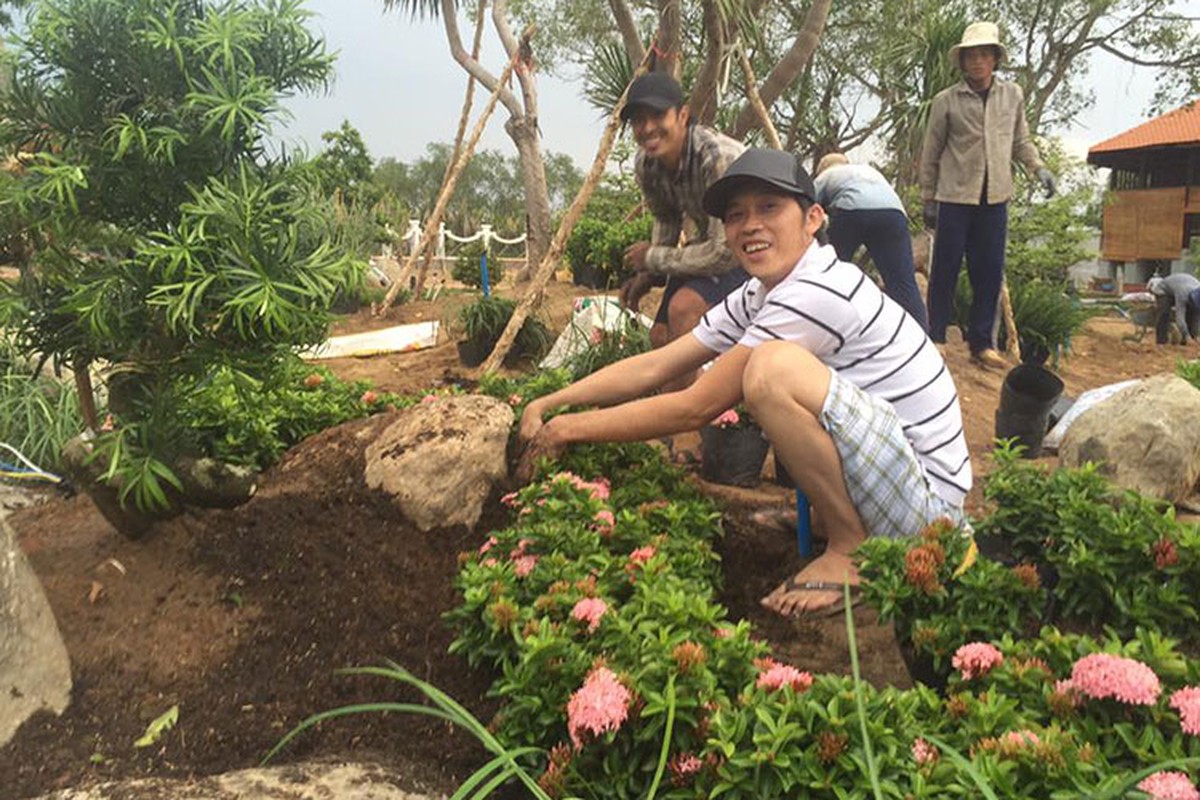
[{"xmin": 275, "ymin": 0, "xmax": 1194, "ymax": 168}]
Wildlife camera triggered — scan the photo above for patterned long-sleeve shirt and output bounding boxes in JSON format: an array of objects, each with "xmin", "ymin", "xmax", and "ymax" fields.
[{"xmin": 635, "ymin": 124, "xmax": 745, "ymax": 278}]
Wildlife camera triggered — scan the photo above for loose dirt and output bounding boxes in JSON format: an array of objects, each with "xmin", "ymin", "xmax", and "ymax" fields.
[{"xmin": 1, "ymin": 277, "xmax": 1192, "ymax": 799}]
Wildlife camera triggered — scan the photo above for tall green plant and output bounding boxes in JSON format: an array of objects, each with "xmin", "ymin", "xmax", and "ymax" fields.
[{"xmin": 0, "ymin": 0, "xmax": 354, "ymax": 511}]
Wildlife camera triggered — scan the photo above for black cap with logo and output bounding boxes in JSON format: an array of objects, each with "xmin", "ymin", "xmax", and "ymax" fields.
[{"xmin": 702, "ymin": 149, "xmax": 817, "ymax": 219}]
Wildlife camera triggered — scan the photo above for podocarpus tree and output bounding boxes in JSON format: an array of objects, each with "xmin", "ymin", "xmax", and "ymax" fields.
[{"xmin": 0, "ymin": 0, "xmax": 359, "ymax": 511}]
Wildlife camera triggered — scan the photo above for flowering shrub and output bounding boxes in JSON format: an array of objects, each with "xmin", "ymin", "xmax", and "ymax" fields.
[
  {"xmin": 708, "ymin": 404, "xmax": 756, "ymax": 430},
  {"xmin": 979, "ymin": 443, "xmax": 1200, "ymax": 640}
]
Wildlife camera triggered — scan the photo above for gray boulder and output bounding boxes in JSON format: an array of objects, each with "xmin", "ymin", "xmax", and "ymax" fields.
[
  {"xmin": 364, "ymin": 395, "xmax": 513, "ymax": 531},
  {"xmin": 33, "ymin": 761, "xmax": 442, "ymax": 799},
  {"xmin": 1059, "ymin": 374, "xmax": 1200, "ymax": 505},
  {"xmin": 1, "ymin": 514, "xmax": 72, "ymax": 747}
]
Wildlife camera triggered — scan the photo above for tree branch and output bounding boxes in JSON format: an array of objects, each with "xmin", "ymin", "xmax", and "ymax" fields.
[
  {"xmin": 439, "ymin": 0, "xmax": 522, "ymax": 119},
  {"xmin": 607, "ymin": 0, "xmax": 645, "ymax": 65}
]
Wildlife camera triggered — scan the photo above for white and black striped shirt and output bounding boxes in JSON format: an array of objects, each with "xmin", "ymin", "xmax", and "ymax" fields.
[{"xmin": 694, "ymin": 243, "xmax": 972, "ymax": 506}]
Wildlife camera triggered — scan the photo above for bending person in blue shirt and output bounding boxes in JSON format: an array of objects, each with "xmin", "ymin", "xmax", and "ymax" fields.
[
  {"xmin": 517, "ymin": 149, "xmax": 970, "ymax": 618},
  {"xmin": 814, "ymin": 152, "xmax": 928, "ymax": 330}
]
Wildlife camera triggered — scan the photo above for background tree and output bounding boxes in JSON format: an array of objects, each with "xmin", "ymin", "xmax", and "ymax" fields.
[
  {"xmin": 314, "ymin": 120, "xmax": 377, "ymax": 207},
  {"xmin": 0, "ymin": 0, "xmax": 356, "ymax": 513}
]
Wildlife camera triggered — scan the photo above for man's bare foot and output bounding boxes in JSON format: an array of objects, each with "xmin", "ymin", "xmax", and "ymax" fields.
[{"xmin": 761, "ymin": 550, "xmax": 858, "ymax": 617}]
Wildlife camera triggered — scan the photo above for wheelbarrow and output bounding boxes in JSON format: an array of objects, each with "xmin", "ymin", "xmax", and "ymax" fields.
[{"xmin": 1116, "ymin": 303, "xmax": 1158, "ymax": 342}]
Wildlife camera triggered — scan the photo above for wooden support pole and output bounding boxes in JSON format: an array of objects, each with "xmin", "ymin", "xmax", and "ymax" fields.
[
  {"xmin": 480, "ymin": 54, "xmax": 654, "ymax": 373},
  {"xmin": 377, "ymin": 27, "xmax": 531, "ymax": 313},
  {"xmin": 1000, "ymin": 278, "xmax": 1021, "ymax": 361},
  {"xmin": 738, "ymin": 46, "xmax": 781, "ymax": 150}
]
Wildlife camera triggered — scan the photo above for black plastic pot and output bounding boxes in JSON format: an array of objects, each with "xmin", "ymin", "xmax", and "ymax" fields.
[
  {"xmin": 572, "ymin": 263, "xmax": 607, "ymax": 289},
  {"xmin": 457, "ymin": 338, "xmax": 524, "ymax": 368},
  {"xmin": 993, "ymin": 363, "xmax": 1064, "ymax": 458},
  {"xmin": 700, "ymin": 425, "xmax": 770, "ymax": 487},
  {"xmin": 898, "ymin": 638, "xmax": 948, "ymax": 692}
]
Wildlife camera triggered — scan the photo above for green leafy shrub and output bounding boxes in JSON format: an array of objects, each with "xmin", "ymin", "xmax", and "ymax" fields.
[
  {"xmin": 1178, "ymin": 358, "xmax": 1200, "ymax": 391},
  {"xmin": 452, "ymin": 240, "xmax": 503, "ymax": 288},
  {"xmin": 455, "ymin": 295, "xmax": 552, "ymax": 361},
  {"xmin": 0, "ymin": 335, "xmax": 85, "ymax": 473},
  {"xmin": 562, "ymin": 318, "xmax": 652, "ymax": 381},
  {"xmin": 564, "ymin": 214, "xmax": 653, "ymax": 287},
  {"xmin": 953, "ymin": 277, "xmax": 1094, "ymax": 365}
]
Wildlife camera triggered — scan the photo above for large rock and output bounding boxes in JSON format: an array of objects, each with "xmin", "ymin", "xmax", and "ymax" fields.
[
  {"xmin": 1059, "ymin": 374, "xmax": 1200, "ymax": 505},
  {"xmin": 34, "ymin": 761, "xmax": 441, "ymax": 799},
  {"xmin": 1, "ymin": 515, "xmax": 72, "ymax": 747},
  {"xmin": 365, "ymin": 395, "xmax": 513, "ymax": 531}
]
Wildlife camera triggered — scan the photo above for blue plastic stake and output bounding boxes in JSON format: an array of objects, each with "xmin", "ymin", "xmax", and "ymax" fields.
[
  {"xmin": 796, "ymin": 488, "xmax": 813, "ymax": 557},
  {"xmin": 480, "ymin": 252, "xmax": 491, "ymax": 297}
]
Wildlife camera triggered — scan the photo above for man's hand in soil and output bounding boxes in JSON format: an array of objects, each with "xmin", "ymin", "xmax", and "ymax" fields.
[
  {"xmin": 619, "ymin": 271, "xmax": 656, "ymax": 312},
  {"xmin": 515, "ymin": 416, "xmax": 567, "ymax": 485}
]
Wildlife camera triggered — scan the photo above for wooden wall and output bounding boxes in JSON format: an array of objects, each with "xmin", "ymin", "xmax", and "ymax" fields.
[{"xmin": 1101, "ymin": 187, "xmax": 1188, "ymax": 261}]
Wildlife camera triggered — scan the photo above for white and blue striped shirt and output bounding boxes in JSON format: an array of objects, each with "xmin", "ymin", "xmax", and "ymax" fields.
[{"xmin": 694, "ymin": 243, "xmax": 971, "ymax": 505}]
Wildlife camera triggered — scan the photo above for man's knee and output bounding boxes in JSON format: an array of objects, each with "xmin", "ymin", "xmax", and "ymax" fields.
[
  {"xmin": 666, "ymin": 288, "xmax": 708, "ymax": 337},
  {"xmin": 649, "ymin": 322, "xmax": 670, "ymax": 349},
  {"xmin": 743, "ymin": 342, "xmax": 830, "ymax": 419}
]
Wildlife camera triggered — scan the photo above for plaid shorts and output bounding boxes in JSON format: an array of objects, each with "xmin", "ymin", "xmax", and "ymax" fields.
[{"xmin": 819, "ymin": 373, "xmax": 963, "ymax": 539}]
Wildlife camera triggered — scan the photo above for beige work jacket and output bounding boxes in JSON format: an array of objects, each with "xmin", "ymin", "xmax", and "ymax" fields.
[{"xmin": 919, "ymin": 78, "xmax": 1043, "ymax": 205}]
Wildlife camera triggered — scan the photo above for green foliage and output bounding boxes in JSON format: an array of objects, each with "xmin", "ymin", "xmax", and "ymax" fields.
[
  {"xmin": 313, "ymin": 120, "xmax": 377, "ymax": 207},
  {"xmin": 977, "ymin": 443, "xmax": 1200, "ymax": 643},
  {"xmin": 172, "ymin": 358, "xmax": 408, "ymax": 470},
  {"xmin": 564, "ymin": 214, "xmax": 653, "ymax": 286},
  {"xmin": 0, "ymin": 335, "xmax": 84, "ymax": 473},
  {"xmin": 455, "ymin": 295, "xmax": 551, "ymax": 361},
  {"xmin": 952, "ymin": 276, "xmax": 1094, "ymax": 365},
  {"xmin": 1178, "ymin": 359, "xmax": 1200, "ymax": 391},
  {"xmin": 1007, "ymin": 144, "xmax": 1096, "ymax": 285},
  {"xmin": 452, "ymin": 240, "xmax": 503, "ymax": 289},
  {"xmin": 0, "ymin": 0, "xmax": 356, "ymax": 511},
  {"xmin": 562, "ymin": 318, "xmax": 652, "ymax": 381}
]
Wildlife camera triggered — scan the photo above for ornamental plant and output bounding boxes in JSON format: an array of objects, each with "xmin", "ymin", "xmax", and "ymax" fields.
[
  {"xmin": 978, "ymin": 443, "xmax": 1200, "ymax": 642},
  {"xmin": 0, "ymin": 0, "xmax": 357, "ymax": 512}
]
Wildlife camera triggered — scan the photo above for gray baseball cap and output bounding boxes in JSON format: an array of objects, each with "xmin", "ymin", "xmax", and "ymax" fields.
[
  {"xmin": 702, "ymin": 149, "xmax": 817, "ymax": 219},
  {"xmin": 620, "ymin": 72, "xmax": 685, "ymax": 121}
]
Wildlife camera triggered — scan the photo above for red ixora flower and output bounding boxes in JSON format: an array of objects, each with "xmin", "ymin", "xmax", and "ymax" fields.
[
  {"xmin": 1137, "ymin": 771, "xmax": 1200, "ymax": 800},
  {"xmin": 566, "ymin": 666, "xmax": 631, "ymax": 749},
  {"xmin": 1170, "ymin": 686, "xmax": 1200, "ymax": 736},
  {"xmin": 951, "ymin": 642, "xmax": 1003, "ymax": 680},
  {"xmin": 1069, "ymin": 652, "xmax": 1161, "ymax": 706},
  {"xmin": 755, "ymin": 657, "xmax": 813, "ymax": 693},
  {"xmin": 571, "ymin": 597, "xmax": 608, "ymax": 633}
]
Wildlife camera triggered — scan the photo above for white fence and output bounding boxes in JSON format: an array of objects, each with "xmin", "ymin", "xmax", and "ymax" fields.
[{"xmin": 377, "ymin": 220, "xmax": 528, "ymax": 289}]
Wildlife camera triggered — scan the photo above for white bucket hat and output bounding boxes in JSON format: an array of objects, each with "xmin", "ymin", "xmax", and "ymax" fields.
[{"xmin": 949, "ymin": 22, "xmax": 1007, "ymax": 65}]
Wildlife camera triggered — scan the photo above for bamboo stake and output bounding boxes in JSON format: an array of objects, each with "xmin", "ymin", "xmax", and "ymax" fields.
[
  {"xmin": 737, "ymin": 46, "xmax": 781, "ymax": 149},
  {"xmin": 480, "ymin": 54, "xmax": 654, "ymax": 372},
  {"xmin": 1000, "ymin": 278, "xmax": 1021, "ymax": 361},
  {"xmin": 73, "ymin": 363, "xmax": 98, "ymax": 432},
  {"xmin": 377, "ymin": 27, "xmax": 531, "ymax": 313}
]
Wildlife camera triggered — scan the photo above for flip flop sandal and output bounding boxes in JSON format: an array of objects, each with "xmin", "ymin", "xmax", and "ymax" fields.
[{"xmin": 779, "ymin": 578, "xmax": 863, "ymax": 619}]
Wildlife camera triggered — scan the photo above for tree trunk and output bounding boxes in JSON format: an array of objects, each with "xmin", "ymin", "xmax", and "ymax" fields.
[
  {"xmin": 653, "ymin": 0, "xmax": 681, "ymax": 77},
  {"xmin": 731, "ymin": 0, "xmax": 832, "ymax": 140},
  {"xmin": 689, "ymin": 0, "xmax": 727, "ymax": 126},
  {"xmin": 378, "ymin": 40, "xmax": 525, "ymax": 312},
  {"xmin": 508, "ymin": 114, "xmax": 552, "ymax": 283},
  {"xmin": 481, "ymin": 56, "xmax": 654, "ymax": 373},
  {"xmin": 608, "ymin": 0, "xmax": 645, "ymax": 66}
]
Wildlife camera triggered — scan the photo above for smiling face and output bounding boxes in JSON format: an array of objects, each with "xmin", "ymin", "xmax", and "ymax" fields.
[
  {"xmin": 722, "ymin": 185, "xmax": 826, "ymax": 288},
  {"xmin": 629, "ymin": 105, "xmax": 690, "ymax": 168},
  {"xmin": 960, "ymin": 45, "xmax": 997, "ymax": 90}
]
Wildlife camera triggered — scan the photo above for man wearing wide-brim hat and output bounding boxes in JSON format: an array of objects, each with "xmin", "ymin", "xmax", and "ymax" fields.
[{"xmin": 919, "ymin": 21, "xmax": 1056, "ymax": 370}]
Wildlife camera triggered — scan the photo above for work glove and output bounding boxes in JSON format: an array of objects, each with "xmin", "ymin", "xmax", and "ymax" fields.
[
  {"xmin": 1036, "ymin": 167, "xmax": 1056, "ymax": 199},
  {"xmin": 922, "ymin": 200, "xmax": 938, "ymax": 230}
]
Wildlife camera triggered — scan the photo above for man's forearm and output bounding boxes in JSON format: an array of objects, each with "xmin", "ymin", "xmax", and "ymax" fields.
[{"xmin": 645, "ymin": 240, "xmax": 737, "ymax": 277}]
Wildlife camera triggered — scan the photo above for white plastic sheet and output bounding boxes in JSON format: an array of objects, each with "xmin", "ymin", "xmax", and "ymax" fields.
[
  {"xmin": 1041, "ymin": 379, "xmax": 1142, "ymax": 453},
  {"xmin": 539, "ymin": 296, "xmax": 653, "ymax": 369}
]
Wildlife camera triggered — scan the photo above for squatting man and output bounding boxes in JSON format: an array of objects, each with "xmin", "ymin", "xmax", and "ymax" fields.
[{"xmin": 518, "ymin": 149, "xmax": 972, "ymax": 617}]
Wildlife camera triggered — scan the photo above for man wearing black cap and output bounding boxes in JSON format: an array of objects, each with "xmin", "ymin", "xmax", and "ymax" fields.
[
  {"xmin": 518, "ymin": 148, "xmax": 970, "ymax": 618},
  {"xmin": 617, "ymin": 72, "xmax": 747, "ymax": 367}
]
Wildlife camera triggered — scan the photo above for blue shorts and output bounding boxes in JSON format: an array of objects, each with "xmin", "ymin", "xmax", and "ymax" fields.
[
  {"xmin": 820, "ymin": 373, "xmax": 964, "ymax": 539},
  {"xmin": 654, "ymin": 268, "xmax": 749, "ymax": 325}
]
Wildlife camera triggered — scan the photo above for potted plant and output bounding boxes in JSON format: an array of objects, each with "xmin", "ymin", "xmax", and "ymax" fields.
[
  {"xmin": 699, "ymin": 406, "xmax": 770, "ymax": 487},
  {"xmin": 564, "ymin": 215, "xmax": 653, "ymax": 289},
  {"xmin": 454, "ymin": 295, "xmax": 551, "ymax": 368}
]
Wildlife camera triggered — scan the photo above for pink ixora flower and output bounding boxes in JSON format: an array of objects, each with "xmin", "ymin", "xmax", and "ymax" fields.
[
  {"xmin": 507, "ymin": 393, "xmax": 523, "ymax": 406},
  {"xmin": 1000, "ymin": 729, "xmax": 1040, "ymax": 748},
  {"xmin": 712, "ymin": 408, "xmax": 740, "ymax": 428},
  {"xmin": 593, "ymin": 509, "xmax": 615, "ymax": 533},
  {"xmin": 912, "ymin": 737, "xmax": 938, "ymax": 766},
  {"xmin": 1170, "ymin": 686, "xmax": 1200, "ymax": 736},
  {"xmin": 589, "ymin": 327, "xmax": 605, "ymax": 345},
  {"xmin": 479, "ymin": 535, "xmax": 498, "ymax": 555},
  {"xmin": 421, "ymin": 393, "xmax": 438, "ymax": 404},
  {"xmin": 1070, "ymin": 652, "xmax": 1161, "ymax": 706},
  {"xmin": 571, "ymin": 597, "xmax": 608, "ymax": 633},
  {"xmin": 567, "ymin": 666, "xmax": 631, "ymax": 749},
  {"xmin": 951, "ymin": 642, "xmax": 1004, "ymax": 680},
  {"xmin": 513, "ymin": 554, "xmax": 539, "ymax": 578},
  {"xmin": 629, "ymin": 546, "xmax": 657, "ymax": 565},
  {"xmin": 755, "ymin": 657, "xmax": 813, "ymax": 693},
  {"xmin": 1138, "ymin": 771, "xmax": 1200, "ymax": 800},
  {"xmin": 500, "ymin": 491, "xmax": 521, "ymax": 508},
  {"xmin": 360, "ymin": 390, "xmax": 378, "ymax": 405},
  {"xmin": 669, "ymin": 752, "xmax": 703, "ymax": 784}
]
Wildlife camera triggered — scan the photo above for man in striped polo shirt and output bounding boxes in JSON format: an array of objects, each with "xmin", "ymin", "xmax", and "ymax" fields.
[{"xmin": 518, "ymin": 149, "xmax": 971, "ymax": 617}]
